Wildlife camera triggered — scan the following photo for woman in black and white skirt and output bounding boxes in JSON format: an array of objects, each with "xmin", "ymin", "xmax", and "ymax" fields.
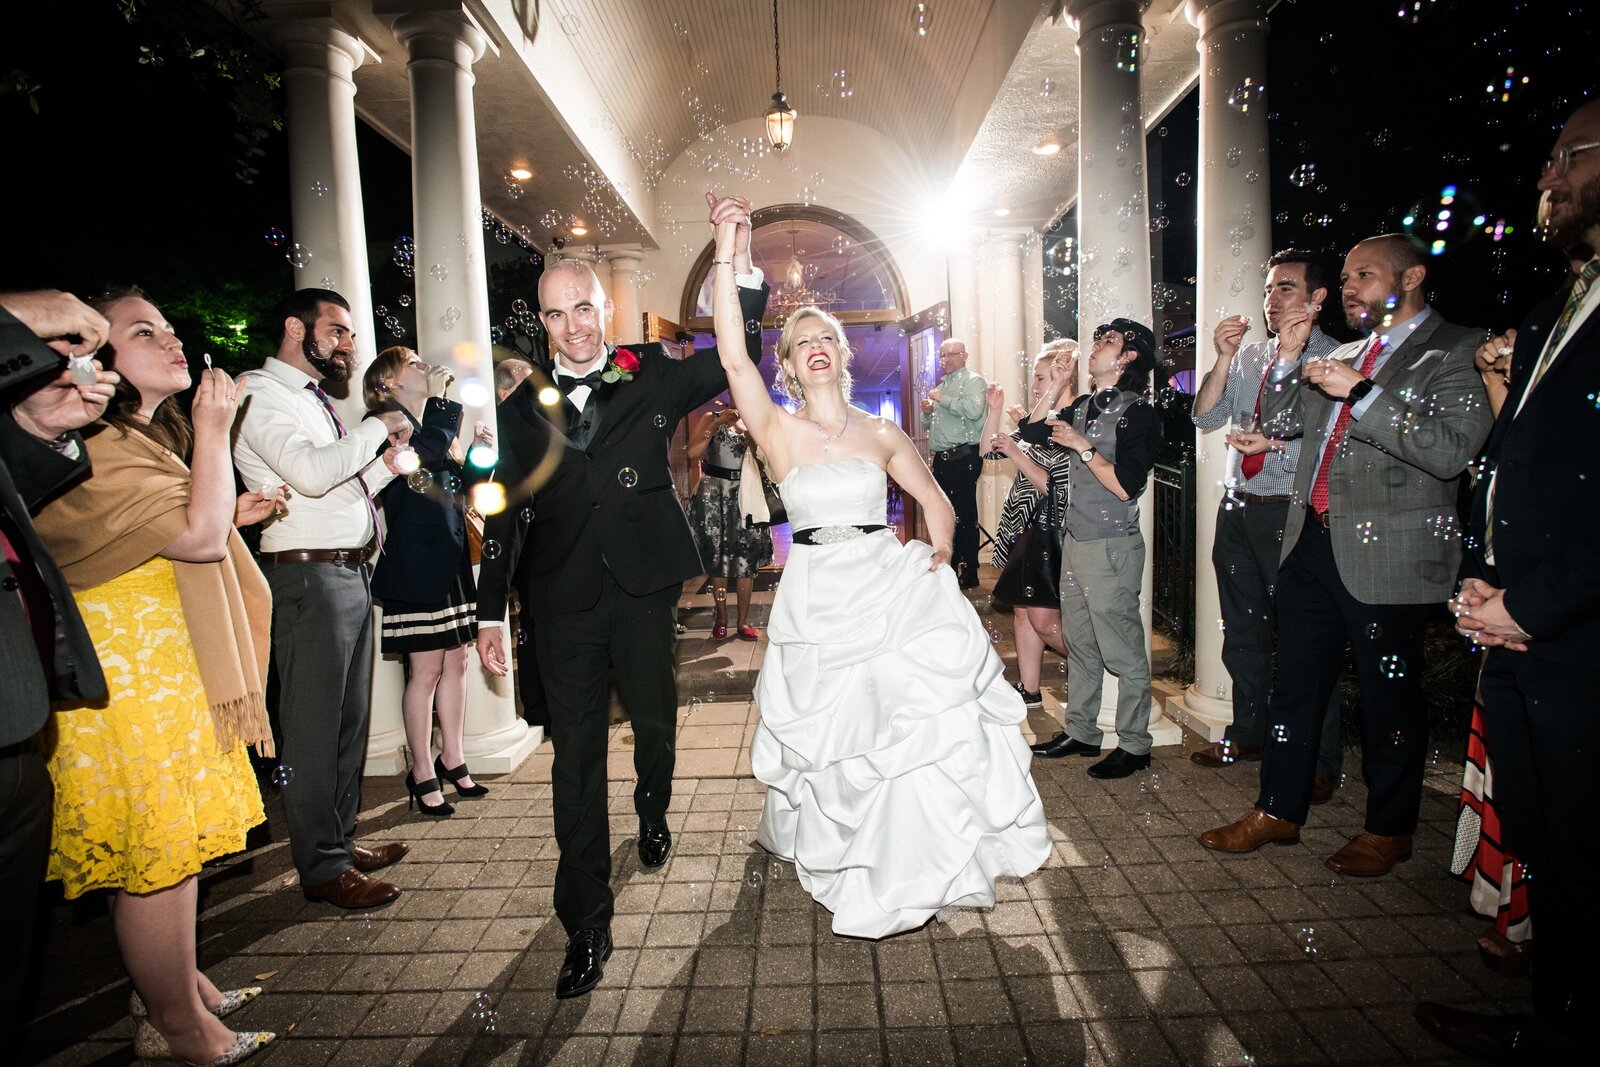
[
  {"xmin": 364, "ymin": 347, "xmax": 491, "ymax": 818},
  {"xmin": 686, "ymin": 401, "xmax": 774, "ymax": 640}
]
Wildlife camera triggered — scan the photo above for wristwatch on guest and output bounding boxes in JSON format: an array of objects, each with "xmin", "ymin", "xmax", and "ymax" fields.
[
  {"xmin": 1079, "ymin": 446, "xmax": 1097, "ymax": 463},
  {"xmin": 1344, "ymin": 378, "xmax": 1377, "ymax": 405}
]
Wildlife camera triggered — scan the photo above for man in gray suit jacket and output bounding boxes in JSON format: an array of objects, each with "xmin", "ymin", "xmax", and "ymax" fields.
[{"xmin": 1201, "ymin": 234, "xmax": 1492, "ymax": 876}]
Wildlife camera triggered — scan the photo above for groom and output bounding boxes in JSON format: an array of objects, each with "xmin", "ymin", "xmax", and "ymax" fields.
[{"xmin": 477, "ymin": 192, "xmax": 767, "ymax": 999}]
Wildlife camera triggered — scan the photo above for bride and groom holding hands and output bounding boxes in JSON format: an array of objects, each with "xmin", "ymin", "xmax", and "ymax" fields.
[{"xmin": 477, "ymin": 191, "xmax": 1051, "ymax": 1000}]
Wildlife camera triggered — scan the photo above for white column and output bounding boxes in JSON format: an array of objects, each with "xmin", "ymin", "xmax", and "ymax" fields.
[
  {"xmin": 606, "ymin": 249, "xmax": 645, "ymax": 345},
  {"xmin": 270, "ymin": 19, "xmax": 378, "ymax": 428},
  {"xmin": 394, "ymin": 9, "xmax": 535, "ymax": 773},
  {"xmin": 1067, "ymin": 0, "xmax": 1180, "ymax": 747},
  {"xmin": 269, "ymin": 17, "xmax": 408, "ymax": 772},
  {"xmin": 1024, "ymin": 233, "xmax": 1047, "ymax": 361},
  {"xmin": 1168, "ymin": 0, "xmax": 1274, "ymax": 740},
  {"xmin": 980, "ymin": 233, "xmax": 1027, "ymax": 535}
]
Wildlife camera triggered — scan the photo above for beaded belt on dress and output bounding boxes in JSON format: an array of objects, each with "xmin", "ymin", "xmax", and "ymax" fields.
[{"xmin": 792, "ymin": 524, "xmax": 889, "ymax": 545}]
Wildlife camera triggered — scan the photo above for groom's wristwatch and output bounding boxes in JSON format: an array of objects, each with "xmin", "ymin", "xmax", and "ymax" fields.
[{"xmin": 1078, "ymin": 446, "xmax": 1097, "ymax": 463}]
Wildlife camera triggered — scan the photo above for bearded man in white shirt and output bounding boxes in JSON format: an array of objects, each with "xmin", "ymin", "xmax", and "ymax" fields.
[{"xmin": 233, "ymin": 288, "xmax": 413, "ymax": 910}]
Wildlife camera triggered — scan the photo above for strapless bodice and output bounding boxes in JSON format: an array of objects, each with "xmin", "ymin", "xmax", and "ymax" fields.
[{"xmin": 778, "ymin": 458, "xmax": 888, "ymax": 530}]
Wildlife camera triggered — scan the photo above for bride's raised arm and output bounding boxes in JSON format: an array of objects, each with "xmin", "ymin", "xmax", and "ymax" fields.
[{"xmin": 710, "ymin": 212, "xmax": 785, "ymax": 466}]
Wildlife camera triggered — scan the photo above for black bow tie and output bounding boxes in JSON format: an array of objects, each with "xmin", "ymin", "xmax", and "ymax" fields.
[{"xmin": 556, "ymin": 369, "xmax": 604, "ymax": 394}]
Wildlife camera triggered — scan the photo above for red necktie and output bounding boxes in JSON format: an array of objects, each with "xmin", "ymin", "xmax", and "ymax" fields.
[
  {"xmin": 1239, "ymin": 350, "xmax": 1276, "ymax": 481},
  {"xmin": 1309, "ymin": 338, "xmax": 1385, "ymax": 515},
  {"xmin": 305, "ymin": 381, "xmax": 383, "ymax": 550}
]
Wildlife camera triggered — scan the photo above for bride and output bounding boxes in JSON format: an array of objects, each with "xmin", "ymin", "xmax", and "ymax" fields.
[{"xmin": 708, "ymin": 207, "xmax": 1051, "ymax": 939}]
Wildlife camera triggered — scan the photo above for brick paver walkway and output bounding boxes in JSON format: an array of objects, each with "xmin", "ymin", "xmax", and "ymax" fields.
[{"xmin": 25, "ymin": 573, "xmax": 1512, "ymax": 1066}]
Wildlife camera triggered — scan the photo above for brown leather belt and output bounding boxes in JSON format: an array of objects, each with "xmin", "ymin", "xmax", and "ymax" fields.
[
  {"xmin": 257, "ymin": 547, "xmax": 373, "ymax": 567},
  {"xmin": 1307, "ymin": 507, "xmax": 1332, "ymax": 529},
  {"xmin": 1226, "ymin": 490, "xmax": 1291, "ymax": 508}
]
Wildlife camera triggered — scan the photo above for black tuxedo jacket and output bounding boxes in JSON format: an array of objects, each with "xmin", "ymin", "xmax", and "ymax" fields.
[
  {"xmin": 479, "ymin": 283, "xmax": 768, "ymax": 623},
  {"xmin": 370, "ymin": 397, "xmax": 475, "ymax": 605},
  {"xmin": 1461, "ymin": 281, "xmax": 1600, "ymax": 665},
  {"xmin": 0, "ymin": 311, "xmax": 107, "ymax": 745}
]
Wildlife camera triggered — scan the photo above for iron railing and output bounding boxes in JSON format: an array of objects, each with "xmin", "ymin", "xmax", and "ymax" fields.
[{"xmin": 1151, "ymin": 458, "xmax": 1195, "ymax": 640}]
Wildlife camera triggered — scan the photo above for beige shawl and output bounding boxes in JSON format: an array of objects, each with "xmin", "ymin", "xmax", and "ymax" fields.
[{"xmin": 33, "ymin": 425, "xmax": 274, "ymax": 754}]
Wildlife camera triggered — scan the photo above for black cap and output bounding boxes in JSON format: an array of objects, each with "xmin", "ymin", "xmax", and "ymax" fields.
[{"xmin": 1104, "ymin": 318, "xmax": 1157, "ymax": 363}]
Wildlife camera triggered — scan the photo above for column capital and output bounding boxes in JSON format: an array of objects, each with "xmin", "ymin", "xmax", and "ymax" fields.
[
  {"xmin": 603, "ymin": 248, "xmax": 646, "ymax": 268},
  {"xmin": 391, "ymin": 8, "xmax": 492, "ymax": 66},
  {"xmin": 1183, "ymin": 0, "xmax": 1269, "ymax": 36},
  {"xmin": 1064, "ymin": 0, "xmax": 1148, "ymax": 34},
  {"xmin": 266, "ymin": 17, "xmax": 375, "ymax": 78}
]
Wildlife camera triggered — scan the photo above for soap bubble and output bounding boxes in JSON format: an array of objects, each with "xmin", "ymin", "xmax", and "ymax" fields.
[
  {"xmin": 406, "ymin": 470, "xmax": 433, "ymax": 493},
  {"xmin": 1175, "ymin": 172, "xmax": 1192, "ymax": 188},
  {"xmin": 429, "ymin": 263, "xmax": 448, "ymax": 282},
  {"xmin": 263, "ymin": 227, "xmax": 286, "ymax": 248},
  {"xmin": 285, "ymin": 243, "xmax": 311, "ymax": 268},
  {"xmin": 1380, "ymin": 655, "xmax": 1406, "ymax": 679},
  {"xmin": 1403, "ymin": 183, "xmax": 1485, "ymax": 256},
  {"xmin": 617, "ymin": 467, "xmax": 639, "ymax": 488},
  {"xmin": 1288, "ymin": 163, "xmax": 1317, "ymax": 188},
  {"xmin": 481, "ymin": 539, "xmax": 502, "ymax": 560},
  {"xmin": 1227, "ymin": 77, "xmax": 1264, "ymax": 112},
  {"xmin": 271, "ymin": 764, "xmax": 295, "ymax": 787}
]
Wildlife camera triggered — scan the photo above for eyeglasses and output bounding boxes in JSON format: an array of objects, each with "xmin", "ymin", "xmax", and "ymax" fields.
[{"xmin": 1542, "ymin": 141, "xmax": 1600, "ymax": 178}]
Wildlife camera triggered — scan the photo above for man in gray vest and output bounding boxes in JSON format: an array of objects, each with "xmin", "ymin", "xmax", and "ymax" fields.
[
  {"xmin": 921, "ymin": 338, "xmax": 987, "ymax": 588},
  {"xmin": 1191, "ymin": 250, "xmax": 1344, "ymax": 803},
  {"xmin": 1024, "ymin": 319, "xmax": 1162, "ymax": 779}
]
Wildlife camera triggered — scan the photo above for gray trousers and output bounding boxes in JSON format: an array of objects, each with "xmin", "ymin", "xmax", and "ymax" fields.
[
  {"xmin": 1213, "ymin": 501, "xmax": 1343, "ymax": 773},
  {"xmin": 1059, "ymin": 531, "xmax": 1152, "ymax": 754},
  {"xmin": 264, "ymin": 561, "xmax": 374, "ymax": 885}
]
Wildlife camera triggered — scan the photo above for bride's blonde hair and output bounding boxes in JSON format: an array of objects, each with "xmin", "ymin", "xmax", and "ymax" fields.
[{"xmin": 774, "ymin": 306, "xmax": 853, "ymax": 404}]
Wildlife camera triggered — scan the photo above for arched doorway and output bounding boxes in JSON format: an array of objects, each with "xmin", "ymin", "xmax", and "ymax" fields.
[{"xmin": 679, "ymin": 205, "xmax": 934, "ymax": 544}]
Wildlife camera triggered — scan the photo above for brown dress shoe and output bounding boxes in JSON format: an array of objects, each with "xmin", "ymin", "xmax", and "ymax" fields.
[
  {"xmin": 1189, "ymin": 740, "xmax": 1263, "ymax": 767},
  {"xmin": 1325, "ymin": 831, "xmax": 1412, "ymax": 876},
  {"xmin": 1310, "ymin": 772, "xmax": 1339, "ymax": 805},
  {"xmin": 302, "ymin": 868, "xmax": 401, "ymax": 909},
  {"xmin": 1198, "ymin": 808, "xmax": 1300, "ymax": 853},
  {"xmin": 351, "ymin": 842, "xmax": 410, "ymax": 873}
]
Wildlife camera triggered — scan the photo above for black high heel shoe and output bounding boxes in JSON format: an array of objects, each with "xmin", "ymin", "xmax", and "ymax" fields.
[
  {"xmin": 435, "ymin": 756, "xmax": 489, "ymax": 798},
  {"xmin": 405, "ymin": 771, "xmax": 455, "ymax": 817}
]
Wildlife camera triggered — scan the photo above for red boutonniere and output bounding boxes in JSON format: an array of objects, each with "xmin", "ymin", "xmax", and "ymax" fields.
[{"xmin": 602, "ymin": 347, "xmax": 640, "ymax": 383}]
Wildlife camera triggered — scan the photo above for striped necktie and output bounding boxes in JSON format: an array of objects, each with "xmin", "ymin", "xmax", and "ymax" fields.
[
  {"xmin": 305, "ymin": 381, "xmax": 382, "ymax": 551},
  {"xmin": 1522, "ymin": 258, "xmax": 1599, "ymax": 403}
]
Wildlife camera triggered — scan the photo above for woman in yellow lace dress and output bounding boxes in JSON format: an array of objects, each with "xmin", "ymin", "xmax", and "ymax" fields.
[{"xmin": 34, "ymin": 289, "xmax": 282, "ymax": 1066}]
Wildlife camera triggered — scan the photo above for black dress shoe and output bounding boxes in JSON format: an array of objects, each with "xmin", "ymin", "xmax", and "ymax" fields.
[
  {"xmin": 1414, "ymin": 1003, "xmax": 1550, "ymax": 1063},
  {"xmin": 555, "ymin": 927, "xmax": 612, "ymax": 1000},
  {"xmin": 638, "ymin": 824, "xmax": 672, "ymax": 869},
  {"xmin": 1030, "ymin": 732, "xmax": 1099, "ymax": 759},
  {"xmin": 1088, "ymin": 747, "xmax": 1153, "ymax": 779}
]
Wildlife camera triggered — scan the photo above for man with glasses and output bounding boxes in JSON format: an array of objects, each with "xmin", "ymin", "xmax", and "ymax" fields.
[{"xmin": 1415, "ymin": 99, "xmax": 1600, "ymax": 1065}]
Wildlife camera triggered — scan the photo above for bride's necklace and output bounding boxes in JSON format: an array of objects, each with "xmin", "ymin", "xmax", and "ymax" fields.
[{"xmin": 806, "ymin": 407, "xmax": 848, "ymax": 452}]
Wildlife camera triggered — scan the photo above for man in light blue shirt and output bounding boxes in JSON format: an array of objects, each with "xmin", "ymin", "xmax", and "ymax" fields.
[
  {"xmin": 1190, "ymin": 249, "xmax": 1343, "ymax": 796},
  {"xmin": 920, "ymin": 338, "xmax": 987, "ymax": 587}
]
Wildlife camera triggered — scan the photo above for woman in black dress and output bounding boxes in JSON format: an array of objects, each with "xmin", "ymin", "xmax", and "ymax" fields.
[
  {"xmin": 686, "ymin": 402, "xmax": 774, "ymax": 640},
  {"xmin": 981, "ymin": 343, "xmax": 1076, "ymax": 707},
  {"xmin": 363, "ymin": 347, "xmax": 490, "ymax": 816}
]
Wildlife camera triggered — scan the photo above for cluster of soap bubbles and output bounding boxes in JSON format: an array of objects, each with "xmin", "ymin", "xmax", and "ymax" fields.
[{"xmin": 392, "ymin": 235, "xmax": 415, "ymax": 278}]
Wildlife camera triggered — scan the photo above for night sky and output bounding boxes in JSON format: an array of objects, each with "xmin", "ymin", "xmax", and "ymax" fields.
[{"xmin": 1, "ymin": 1, "xmax": 1593, "ymax": 369}]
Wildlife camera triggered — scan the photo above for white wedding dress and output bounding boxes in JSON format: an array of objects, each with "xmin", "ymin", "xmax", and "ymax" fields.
[{"xmin": 752, "ymin": 457, "xmax": 1052, "ymax": 939}]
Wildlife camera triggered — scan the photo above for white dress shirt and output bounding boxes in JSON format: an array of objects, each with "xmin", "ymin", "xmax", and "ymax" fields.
[{"xmin": 233, "ymin": 356, "xmax": 394, "ymax": 552}]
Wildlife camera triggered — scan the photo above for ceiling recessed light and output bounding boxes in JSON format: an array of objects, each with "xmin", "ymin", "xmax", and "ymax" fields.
[
  {"xmin": 994, "ymin": 207, "xmax": 1011, "ymax": 217},
  {"xmin": 570, "ymin": 222, "xmax": 589, "ymax": 236},
  {"xmin": 1032, "ymin": 140, "xmax": 1062, "ymax": 156},
  {"xmin": 508, "ymin": 165, "xmax": 535, "ymax": 181}
]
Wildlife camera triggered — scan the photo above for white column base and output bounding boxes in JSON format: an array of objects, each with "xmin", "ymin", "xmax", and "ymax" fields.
[
  {"xmin": 1045, "ymin": 682, "xmax": 1186, "ymax": 749},
  {"xmin": 1162, "ymin": 683, "xmax": 1236, "ymax": 743},
  {"xmin": 461, "ymin": 663, "xmax": 542, "ymax": 773}
]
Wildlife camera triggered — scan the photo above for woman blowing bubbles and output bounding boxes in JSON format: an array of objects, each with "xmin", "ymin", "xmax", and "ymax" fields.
[{"xmin": 706, "ymin": 198, "xmax": 1050, "ymax": 939}]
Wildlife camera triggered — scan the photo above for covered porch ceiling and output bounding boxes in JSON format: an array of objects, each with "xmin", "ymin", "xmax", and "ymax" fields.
[{"xmin": 306, "ymin": 0, "xmax": 1202, "ymax": 248}]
